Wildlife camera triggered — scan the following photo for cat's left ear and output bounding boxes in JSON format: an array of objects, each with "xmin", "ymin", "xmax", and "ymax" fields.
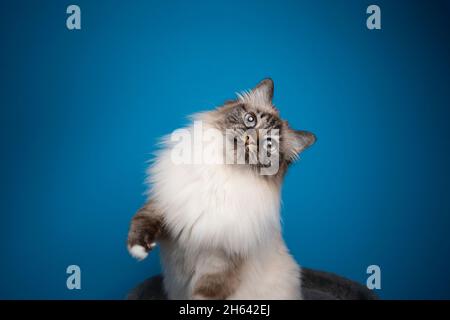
[
  {"xmin": 284, "ymin": 128, "xmax": 316, "ymax": 160},
  {"xmin": 251, "ymin": 78, "xmax": 274, "ymax": 104}
]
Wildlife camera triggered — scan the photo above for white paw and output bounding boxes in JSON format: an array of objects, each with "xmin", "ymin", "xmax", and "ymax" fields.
[{"xmin": 128, "ymin": 244, "xmax": 149, "ymax": 261}]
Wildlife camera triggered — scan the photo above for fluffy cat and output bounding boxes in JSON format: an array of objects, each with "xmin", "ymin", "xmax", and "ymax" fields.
[{"xmin": 127, "ymin": 79, "xmax": 315, "ymax": 299}]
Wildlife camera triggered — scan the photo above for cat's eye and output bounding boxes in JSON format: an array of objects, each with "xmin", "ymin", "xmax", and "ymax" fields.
[
  {"xmin": 263, "ymin": 137, "xmax": 278, "ymax": 154},
  {"xmin": 244, "ymin": 112, "xmax": 257, "ymax": 128}
]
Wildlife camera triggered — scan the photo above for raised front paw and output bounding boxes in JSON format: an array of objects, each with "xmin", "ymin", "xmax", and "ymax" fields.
[{"xmin": 127, "ymin": 209, "xmax": 162, "ymax": 261}]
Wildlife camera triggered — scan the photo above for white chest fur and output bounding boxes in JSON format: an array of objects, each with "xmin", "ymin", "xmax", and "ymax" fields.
[{"xmin": 148, "ymin": 144, "xmax": 281, "ymax": 256}]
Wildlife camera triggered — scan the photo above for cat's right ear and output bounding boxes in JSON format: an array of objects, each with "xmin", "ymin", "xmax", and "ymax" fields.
[{"xmin": 251, "ymin": 78, "xmax": 274, "ymax": 104}]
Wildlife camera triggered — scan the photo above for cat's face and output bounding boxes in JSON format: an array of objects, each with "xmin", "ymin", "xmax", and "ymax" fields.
[{"xmin": 210, "ymin": 78, "xmax": 316, "ymax": 177}]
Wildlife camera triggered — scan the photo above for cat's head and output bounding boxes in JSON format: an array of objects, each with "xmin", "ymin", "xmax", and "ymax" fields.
[{"xmin": 205, "ymin": 78, "xmax": 316, "ymax": 177}]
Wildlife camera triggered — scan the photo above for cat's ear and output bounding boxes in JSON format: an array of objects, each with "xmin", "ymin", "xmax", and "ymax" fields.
[
  {"xmin": 284, "ymin": 128, "xmax": 316, "ymax": 161},
  {"xmin": 251, "ymin": 78, "xmax": 274, "ymax": 104}
]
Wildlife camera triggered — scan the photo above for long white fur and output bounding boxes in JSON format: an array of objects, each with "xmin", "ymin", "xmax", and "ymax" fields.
[{"xmin": 145, "ymin": 86, "xmax": 302, "ymax": 299}]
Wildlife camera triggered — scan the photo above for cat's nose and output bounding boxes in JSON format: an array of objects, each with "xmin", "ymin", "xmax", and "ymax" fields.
[{"xmin": 244, "ymin": 134, "xmax": 256, "ymax": 146}]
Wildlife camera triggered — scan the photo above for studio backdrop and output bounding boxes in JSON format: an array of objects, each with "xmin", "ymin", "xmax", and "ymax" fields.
[{"xmin": 1, "ymin": 0, "xmax": 449, "ymax": 299}]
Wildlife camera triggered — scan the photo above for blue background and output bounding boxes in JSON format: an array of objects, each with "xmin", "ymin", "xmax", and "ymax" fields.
[{"xmin": 1, "ymin": 0, "xmax": 449, "ymax": 299}]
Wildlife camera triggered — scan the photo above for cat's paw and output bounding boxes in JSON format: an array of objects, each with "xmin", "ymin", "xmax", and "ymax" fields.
[
  {"xmin": 127, "ymin": 212, "xmax": 162, "ymax": 261},
  {"xmin": 128, "ymin": 243, "xmax": 155, "ymax": 261},
  {"xmin": 127, "ymin": 227, "xmax": 158, "ymax": 260}
]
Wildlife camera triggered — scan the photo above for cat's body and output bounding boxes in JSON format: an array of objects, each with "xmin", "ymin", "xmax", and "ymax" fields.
[{"xmin": 127, "ymin": 79, "xmax": 315, "ymax": 299}]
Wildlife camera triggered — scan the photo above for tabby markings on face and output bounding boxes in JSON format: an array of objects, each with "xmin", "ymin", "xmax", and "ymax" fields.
[
  {"xmin": 169, "ymin": 78, "xmax": 315, "ymax": 177},
  {"xmin": 170, "ymin": 120, "xmax": 281, "ymax": 175}
]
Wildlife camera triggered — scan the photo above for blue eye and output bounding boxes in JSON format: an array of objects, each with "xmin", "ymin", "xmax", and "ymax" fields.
[
  {"xmin": 263, "ymin": 136, "xmax": 278, "ymax": 153},
  {"xmin": 244, "ymin": 112, "xmax": 256, "ymax": 128}
]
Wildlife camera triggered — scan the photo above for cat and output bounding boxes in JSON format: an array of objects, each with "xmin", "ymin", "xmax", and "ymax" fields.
[{"xmin": 127, "ymin": 79, "xmax": 315, "ymax": 299}]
